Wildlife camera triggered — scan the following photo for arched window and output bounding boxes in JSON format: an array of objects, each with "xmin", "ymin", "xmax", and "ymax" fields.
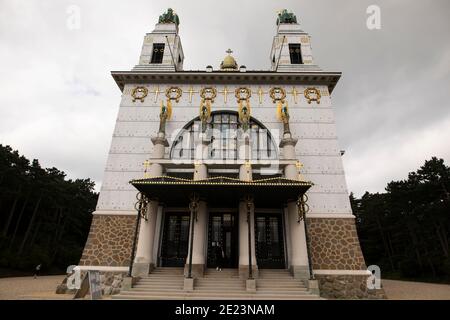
[{"xmin": 170, "ymin": 111, "xmax": 278, "ymax": 161}]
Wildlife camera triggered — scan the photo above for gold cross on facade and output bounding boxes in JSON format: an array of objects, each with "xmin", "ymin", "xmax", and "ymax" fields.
[
  {"xmin": 296, "ymin": 161, "xmax": 304, "ymax": 180},
  {"xmin": 290, "ymin": 87, "xmax": 299, "ymax": 104},
  {"xmin": 143, "ymin": 159, "xmax": 151, "ymax": 178},
  {"xmin": 188, "ymin": 86, "xmax": 198, "ymax": 103},
  {"xmin": 244, "ymin": 160, "xmax": 252, "ymax": 181},
  {"xmin": 219, "ymin": 86, "xmax": 231, "ymax": 104},
  {"xmin": 149, "ymin": 86, "xmax": 161, "ymax": 102},
  {"xmin": 257, "ymin": 87, "xmax": 266, "ymax": 105}
]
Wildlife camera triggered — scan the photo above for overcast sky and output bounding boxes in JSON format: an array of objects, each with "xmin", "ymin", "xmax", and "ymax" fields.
[{"xmin": 1, "ymin": 0, "xmax": 449, "ymax": 196}]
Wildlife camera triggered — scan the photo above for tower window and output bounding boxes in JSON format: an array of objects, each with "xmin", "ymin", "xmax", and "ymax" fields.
[
  {"xmin": 289, "ymin": 44, "xmax": 302, "ymax": 64},
  {"xmin": 150, "ymin": 43, "xmax": 165, "ymax": 64}
]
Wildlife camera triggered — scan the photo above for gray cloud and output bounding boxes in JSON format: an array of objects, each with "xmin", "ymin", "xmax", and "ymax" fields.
[{"xmin": 0, "ymin": 0, "xmax": 449, "ymax": 196}]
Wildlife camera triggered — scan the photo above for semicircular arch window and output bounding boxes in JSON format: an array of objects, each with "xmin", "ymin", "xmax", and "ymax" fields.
[{"xmin": 170, "ymin": 111, "xmax": 278, "ymax": 161}]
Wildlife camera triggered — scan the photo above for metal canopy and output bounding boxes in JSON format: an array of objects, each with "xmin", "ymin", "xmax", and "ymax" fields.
[{"xmin": 130, "ymin": 176, "xmax": 313, "ymax": 207}]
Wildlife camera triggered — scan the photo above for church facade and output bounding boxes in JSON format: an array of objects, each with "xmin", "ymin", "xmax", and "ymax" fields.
[{"xmin": 78, "ymin": 9, "xmax": 379, "ymax": 299}]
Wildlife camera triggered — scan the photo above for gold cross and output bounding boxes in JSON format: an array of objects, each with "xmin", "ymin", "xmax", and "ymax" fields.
[
  {"xmin": 143, "ymin": 160, "xmax": 151, "ymax": 178},
  {"xmin": 290, "ymin": 87, "xmax": 299, "ymax": 104},
  {"xmin": 188, "ymin": 86, "xmax": 198, "ymax": 103},
  {"xmin": 296, "ymin": 161, "xmax": 304, "ymax": 180},
  {"xmin": 244, "ymin": 161, "xmax": 252, "ymax": 181},
  {"xmin": 219, "ymin": 86, "xmax": 230, "ymax": 103},
  {"xmin": 149, "ymin": 86, "xmax": 161, "ymax": 102},
  {"xmin": 257, "ymin": 87, "xmax": 266, "ymax": 105}
]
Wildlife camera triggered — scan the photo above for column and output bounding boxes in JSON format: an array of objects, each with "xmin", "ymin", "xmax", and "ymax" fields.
[
  {"xmin": 281, "ymin": 137, "xmax": 310, "ymax": 279},
  {"xmin": 132, "ymin": 200, "xmax": 159, "ymax": 276},
  {"xmin": 237, "ymin": 133, "xmax": 258, "ymax": 278},
  {"xmin": 238, "ymin": 198, "xmax": 258, "ymax": 279},
  {"xmin": 132, "ymin": 135, "xmax": 166, "ymax": 277},
  {"xmin": 184, "ymin": 133, "xmax": 209, "ymax": 278}
]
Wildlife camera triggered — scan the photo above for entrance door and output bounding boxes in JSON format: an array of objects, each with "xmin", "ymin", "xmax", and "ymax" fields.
[
  {"xmin": 255, "ymin": 213, "xmax": 285, "ymax": 268},
  {"xmin": 207, "ymin": 212, "xmax": 238, "ymax": 268},
  {"xmin": 160, "ymin": 212, "xmax": 190, "ymax": 267}
]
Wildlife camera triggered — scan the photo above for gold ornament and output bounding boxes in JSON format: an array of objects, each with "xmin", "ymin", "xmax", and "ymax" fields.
[
  {"xmin": 187, "ymin": 86, "xmax": 198, "ymax": 103},
  {"xmin": 276, "ymin": 100, "xmax": 289, "ymax": 123},
  {"xmin": 304, "ymin": 87, "xmax": 321, "ymax": 104},
  {"xmin": 199, "ymin": 99, "xmax": 211, "ymax": 123},
  {"xmin": 161, "ymin": 100, "xmax": 172, "ymax": 120},
  {"xmin": 149, "ymin": 86, "xmax": 161, "ymax": 102},
  {"xmin": 143, "ymin": 160, "xmax": 151, "ymax": 178},
  {"xmin": 200, "ymin": 87, "xmax": 217, "ymax": 103},
  {"xmin": 235, "ymin": 88, "xmax": 251, "ymax": 131},
  {"xmin": 289, "ymin": 87, "xmax": 299, "ymax": 104},
  {"xmin": 219, "ymin": 86, "xmax": 231, "ymax": 103},
  {"xmin": 165, "ymin": 86, "xmax": 182, "ymax": 102},
  {"xmin": 199, "ymin": 87, "xmax": 216, "ymax": 131},
  {"xmin": 269, "ymin": 87, "xmax": 286, "ymax": 103},
  {"xmin": 235, "ymin": 87, "xmax": 251, "ymax": 102},
  {"xmin": 131, "ymin": 86, "xmax": 148, "ymax": 102},
  {"xmin": 257, "ymin": 87, "xmax": 266, "ymax": 105}
]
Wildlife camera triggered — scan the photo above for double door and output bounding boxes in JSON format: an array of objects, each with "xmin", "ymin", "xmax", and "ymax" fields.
[
  {"xmin": 255, "ymin": 213, "xmax": 285, "ymax": 269},
  {"xmin": 160, "ymin": 212, "xmax": 190, "ymax": 267},
  {"xmin": 207, "ymin": 212, "xmax": 238, "ymax": 268}
]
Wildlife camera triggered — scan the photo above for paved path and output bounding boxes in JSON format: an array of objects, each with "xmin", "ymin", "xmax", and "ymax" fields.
[
  {"xmin": 0, "ymin": 275, "xmax": 72, "ymax": 300},
  {"xmin": 382, "ymin": 279, "xmax": 450, "ymax": 300},
  {"xmin": 1, "ymin": 276, "xmax": 449, "ymax": 300}
]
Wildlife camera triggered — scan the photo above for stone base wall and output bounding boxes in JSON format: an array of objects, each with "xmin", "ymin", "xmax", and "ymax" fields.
[
  {"xmin": 79, "ymin": 215, "xmax": 137, "ymax": 266},
  {"xmin": 100, "ymin": 271, "xmax": 127, "ymax": 295},
  {"xmin": 316, "ymin": 274, "xmax": 387, "ymax": 299},
  {"xmin": 56, "ymin": 271, "xmax": 128, "ymax": 296},
  {"xmin": 307, "ymin": 217, "xmax": 366, "ymax": 270}
]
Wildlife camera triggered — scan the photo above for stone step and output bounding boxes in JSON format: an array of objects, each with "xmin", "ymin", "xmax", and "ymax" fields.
[
  {"xmin": 194, "ymin": 282, "xmax": 245, "ymax": 287},
  {"xmin": 138, "ymin": 279, "xmax": 184, "ymax": 284},
  {"xmin": 113, "ymin": 294, "xmax": 322, "ymax": 300},
  {"xmin": 118, "ymin": 290, "xmax": 316, "ymax": 298},
  {"xmin": 133, "ymin": 285, "xmax": 184, "ymax": 290},
  {"xmin": 257, "ymin": 283, "xmax": 308, "ymax": 288}
]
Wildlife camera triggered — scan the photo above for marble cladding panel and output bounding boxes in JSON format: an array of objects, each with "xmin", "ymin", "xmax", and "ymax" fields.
[
  {"xmin": 303, "ymin": 173, "xmax": 349, "ymax": 194},
  {"xmin": 297, "ymin": 155, "xmax": 345, "ymax": 174},
  {"xmin": 105, "ymin": 153, "xmax": 150, "ymax": 172},
  {"xmin": 100, "ymin": 171, "xmax": 143, "ymax": 191},
  {"xmin": 109, "ymin": 136, "xmax": 154, "ymax": 154},
  {"xmin": 96, "ymin": 190, "xmax": 138, "ymax": 211},
  {"xmin": 305, "ymin": 192, "xmax": 352, "ymax": 214}
]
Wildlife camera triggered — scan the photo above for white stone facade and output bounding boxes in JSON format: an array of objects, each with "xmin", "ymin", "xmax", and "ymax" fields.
[{"xmin": 95, "ymin": 21, "xmax": 352, "ymax": 220}]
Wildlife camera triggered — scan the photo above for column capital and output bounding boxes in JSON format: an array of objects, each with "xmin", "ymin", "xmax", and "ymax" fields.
[
  {"xmin": 151, "ymin": 135, "xmax": 169, "ymax": 147},
  {"xmin": 279, "ymin": 137, "xmax": 298, "ymax": 148}
]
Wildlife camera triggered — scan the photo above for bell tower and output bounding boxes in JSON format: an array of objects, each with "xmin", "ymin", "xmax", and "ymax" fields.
[
  {"xmin": 270, "ymin": 9, "xmax": 320, "ymax": 72},
  {"xmin": 133, "ymin": 8, "xmax": 184, "ymax": 72}
]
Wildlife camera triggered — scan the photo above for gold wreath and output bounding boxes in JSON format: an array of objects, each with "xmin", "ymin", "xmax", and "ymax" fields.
[
  {"xmin": 235, "ymin": 87, "xmax": 251, "ymax": 102},
  {"xmin": 131, "ymin": 86, "xmax": 148, "ymax": 102},
  {"xmin": 269, "ymin": 87, "xmax": 286, "ymax": 103},
  {"xmin": 200, "ymin": 87, "xmax": 217, "ymax": 102},
  {"xmin": 304, "ymin": 87, "xmax": 321, "ymax": 104},
  {"xmin": 165, "ymin": 86, "xmax": 182, "ymax": 102}
]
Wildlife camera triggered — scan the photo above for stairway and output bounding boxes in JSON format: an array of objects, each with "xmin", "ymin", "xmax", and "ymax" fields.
[{"xmin": 113, "ymin": 268, "xmax": 322, "ymax": 300}]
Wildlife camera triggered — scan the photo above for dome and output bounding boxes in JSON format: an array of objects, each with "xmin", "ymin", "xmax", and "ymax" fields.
[{"xmin": 220, "ymin": 49, "xmax": 238, "ymax": 71}]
